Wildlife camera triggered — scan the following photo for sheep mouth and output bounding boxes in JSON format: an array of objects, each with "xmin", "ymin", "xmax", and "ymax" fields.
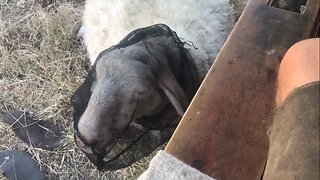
[
  {"xmin": 89, "ymin": 121, "xmax": 175, "ymax": 171},
  {"xmin": 99, "ymin": 122, "xmax": 154, "ymax": 169}
]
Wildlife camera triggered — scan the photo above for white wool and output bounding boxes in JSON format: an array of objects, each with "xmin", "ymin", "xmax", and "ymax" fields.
[
  {"xmin": 82, "ymin": 0, "xmax": 234, "ymax": 78},
  {"xmin": 138, "ymin": 150, "xmax": 215, "ymax": 180}
]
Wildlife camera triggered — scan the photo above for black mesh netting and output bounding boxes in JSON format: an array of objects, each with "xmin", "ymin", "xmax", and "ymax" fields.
[{"xmin": 71, "ymin": 24, "xmax": 199, "ymax": 170}]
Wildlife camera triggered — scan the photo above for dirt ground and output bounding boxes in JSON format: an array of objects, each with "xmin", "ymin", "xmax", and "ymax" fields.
[{"xmin": 0, "ymin": 0, "xmax": 247, "ymax": 179}]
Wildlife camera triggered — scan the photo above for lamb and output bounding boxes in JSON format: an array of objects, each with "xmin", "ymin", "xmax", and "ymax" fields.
[{"xmin": 72, "ymin": 0, "xmax": 234, "ymax": 170}]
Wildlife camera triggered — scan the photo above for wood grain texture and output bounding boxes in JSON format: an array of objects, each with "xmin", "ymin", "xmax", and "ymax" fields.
[{"xmin": 165, "ymin": 0, "xmax": 320, "ymax": 179}]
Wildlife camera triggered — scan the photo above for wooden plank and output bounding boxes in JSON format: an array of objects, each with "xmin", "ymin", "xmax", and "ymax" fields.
[{"xmin": 165, "ymin": 0, "xmax": 319, "ymax": 179}]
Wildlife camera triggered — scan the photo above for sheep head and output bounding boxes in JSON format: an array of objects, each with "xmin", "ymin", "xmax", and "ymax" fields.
[{"xmin": 71, "ymin": 24, "xmax": 200, "ymax": 170}]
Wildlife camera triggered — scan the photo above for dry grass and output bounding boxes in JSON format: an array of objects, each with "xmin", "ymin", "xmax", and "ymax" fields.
[
  {"xmin": 0, "ymin": 0, "xmax": 247, "ymax": 179},
  {"xmin": 0, "ymin": 1, "xmax": 155, "ymax": 179}
]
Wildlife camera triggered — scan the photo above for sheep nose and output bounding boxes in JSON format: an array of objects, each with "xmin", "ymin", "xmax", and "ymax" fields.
[
  {"xmin": 75, "ymin": 132, "xmax": 99, "ymax": 153},
  {"xmin": 77, "ymin": 117, "xmax": 101, "ymax": 145},
  {"xmin": 77, "ymin": 133, "xmax": 107, "ymax": 153}
]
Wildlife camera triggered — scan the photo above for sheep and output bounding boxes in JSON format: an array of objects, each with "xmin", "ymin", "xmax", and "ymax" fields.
[
  {"xmin": 72, "ymin": 0, "xmax": 234, "ymax": 170},
  {"xmin": 80, "ymin": 0, "xmax": 234, "ymax": 79}
]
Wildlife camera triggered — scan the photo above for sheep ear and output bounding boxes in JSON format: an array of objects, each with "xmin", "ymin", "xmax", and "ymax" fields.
[{"xmin": 158, "ymin": 69, "xmax": 188, "ymax": 116}]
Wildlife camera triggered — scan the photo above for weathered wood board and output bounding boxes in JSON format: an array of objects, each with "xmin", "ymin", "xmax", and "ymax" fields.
[{"xmin": 165, "ymin": 0, "xmax": 319, "ymax": 179}]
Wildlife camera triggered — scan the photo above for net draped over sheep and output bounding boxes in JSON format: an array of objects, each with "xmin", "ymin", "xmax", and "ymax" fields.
[{"xmin": 72, "ymin": 24, "xmax": 200, "ymax": 170}]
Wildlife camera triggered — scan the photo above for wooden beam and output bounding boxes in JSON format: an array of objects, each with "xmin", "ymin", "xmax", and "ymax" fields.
[{"xmin": 165, "ymin": 0, "xmax": 319, "ymax": 179}]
